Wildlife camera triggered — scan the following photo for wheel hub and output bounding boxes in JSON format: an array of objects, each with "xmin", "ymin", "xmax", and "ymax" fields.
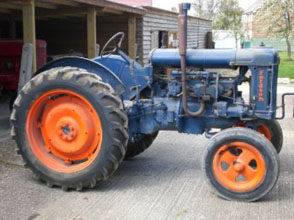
[
  {"xmin": 233, "ymin": 160, "xmax": 245, "ymax": 172},
  {"xmin": 41, "ymin": 96, "xmax": 99, "ymax": 161},
  {"xmin": 57, "ymin": 118, "xmax": 78, "ymax": 142}
]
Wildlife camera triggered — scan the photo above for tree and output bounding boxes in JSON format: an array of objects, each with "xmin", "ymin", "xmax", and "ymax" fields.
[
  {"xmin": 213, "ymin": 0, "xmax": 244, "ymax": 48},
  {"xmin": 258, "ymin": 0, "xmax": 294, "ymax": 60},
  {"xmin": 192, "ymin": 0, "xmax": 217, "ymax": 20}
]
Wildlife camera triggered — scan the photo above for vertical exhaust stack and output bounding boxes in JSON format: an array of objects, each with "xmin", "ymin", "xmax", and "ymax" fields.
[
  {"xmin": 178, "ymin": 3, "xmax": 190, "ymax": 58},
  {"xmin": 178, "ymin": 3, "xmax": 205, "ymax": 116}
]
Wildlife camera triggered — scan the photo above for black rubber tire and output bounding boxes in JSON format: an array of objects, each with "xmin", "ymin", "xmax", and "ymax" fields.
[
  {"xmin": 256, "ymin": 120, "xmax": 283, "ymax": 153},
  {"xmin": 238, "ymin": 120, "xmax": 283, "ymax": 153},
  {"xmin": 202, "ymin": 127, "xmax": 279, "ymax": 202},
  {"xmin": 11, "ymin": 67, "xmax": 129, "ymax": 191},
  {"xmin": 9, "ymin": 91, "xmax": 17, "ymax": 111},
  {"xmin": 125, "ymin": 132, "xmax": 158, "ymax": 158}
]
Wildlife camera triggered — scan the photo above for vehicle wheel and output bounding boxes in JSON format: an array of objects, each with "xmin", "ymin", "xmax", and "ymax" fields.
[
  {"xmin": 9, "ymin": 91, "xmax": 17, "ymax": 111},
  {"xmin": 11, "ymin": 67, "xmax": 128, "ymax": 191},
  {"xmin": 125, "ymin": 132, "xmax": 158, "ymax": 158},
  {"xmin": 202, "ymin": 127, "xmax": 279, "ymax": 202},
  {"xmin": 236, "ymin": 120, "xmax": 283, "ymax": 153}
]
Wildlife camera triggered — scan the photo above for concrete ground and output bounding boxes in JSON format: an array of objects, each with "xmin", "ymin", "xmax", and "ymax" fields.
[{"xmin": 1, "ymin": 85, "xmax": 294, "ymax": 220}]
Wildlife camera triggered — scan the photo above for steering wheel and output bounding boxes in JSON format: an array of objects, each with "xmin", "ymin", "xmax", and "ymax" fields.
[{"xmin": 100, "ymin": 32, "xmax": 125, "ymax": 57}]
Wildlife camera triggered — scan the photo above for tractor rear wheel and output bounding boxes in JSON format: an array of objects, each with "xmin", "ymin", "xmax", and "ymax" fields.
[
  {"xmin": 125, "ymin": 132, "xmax": 158, "ymax": 158},
  {"xmin": 202, "ymin": 127, "xmax": 279, "ymax": 202},
  {"xmin": 236, "ymin": 120, "xmax": 283, "ymax": 153},
  {"xmin": 11, "ymin": 67, "xmax": 128, "ymax": 190}
]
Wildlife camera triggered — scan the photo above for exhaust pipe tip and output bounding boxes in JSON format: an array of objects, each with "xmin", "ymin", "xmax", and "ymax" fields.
[
  {"xmin": 180, "ymin": 3, "xmax": 191, "ymax": 11},
  {"xmin": 178, "ymin": 3, "xmax": 190, "ymax": 56}
]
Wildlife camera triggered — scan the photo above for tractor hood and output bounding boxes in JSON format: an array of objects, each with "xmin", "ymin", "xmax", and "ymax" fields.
[{"xmin": 149, "ymin": 48, "xmax": 279, "ymax": 68}]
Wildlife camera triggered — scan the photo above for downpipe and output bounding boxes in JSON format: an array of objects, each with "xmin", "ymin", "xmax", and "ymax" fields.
[{"xmin": 178, "ymin": 3, "xmax": 205, "ymax": 117}]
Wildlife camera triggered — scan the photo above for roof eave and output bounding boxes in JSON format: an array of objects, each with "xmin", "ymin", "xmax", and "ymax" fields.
[{"xmin": 72, "ymin": 0, "xmax": 146, "ymax": 15}]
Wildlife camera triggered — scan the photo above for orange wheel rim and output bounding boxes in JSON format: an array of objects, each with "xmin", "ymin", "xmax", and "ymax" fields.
[
  {"xmin": 235, "ymin": 122, "xmax": 246, "ymax": 127},
  {"xmin": 213, "ymin": 142, "xmax": 266, "ymax": 192},
  {"xmin": 26, "ymin": 90, "xmax": 103, "ymax": 173},
  {"xmin": 257, "ymin": 125, "xmax": 272, "ymax": 141},
  {"xmin": 236, "ymin": 122, "xmax": 272, "ymax": 142}
]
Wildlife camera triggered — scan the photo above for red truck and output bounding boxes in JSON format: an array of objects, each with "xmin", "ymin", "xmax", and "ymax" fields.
[{"xmin": 0, "ymin": 40, "xmax": 47, "ymax": 108}]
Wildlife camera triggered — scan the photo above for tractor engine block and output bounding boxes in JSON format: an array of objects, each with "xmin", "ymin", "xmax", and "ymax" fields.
[
  {"xmin": 127, "ymin": 69, "xmax": 248, "ymax": 136},
  {"xmin": 167, "ymin": 70, "xmax": 236, "ymax": 101}
]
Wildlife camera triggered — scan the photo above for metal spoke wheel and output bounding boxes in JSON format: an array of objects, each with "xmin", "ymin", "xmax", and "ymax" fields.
[{"xmin": 202, "ymin": 127, "xmax": 279, "ymax": 202}]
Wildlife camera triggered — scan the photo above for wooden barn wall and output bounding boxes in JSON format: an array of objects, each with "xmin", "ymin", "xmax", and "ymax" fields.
[
  {"xmin": 97, "ymin": 15, "xmax": 129, "ymax": 53},
  {"xmin": 36, "ymin": 18, "xmax": 87, "ymax": 56},
  {"xmin": 136, "ymin": 11, "xmax": 212, "ymax": 65},
  {"xmin": 35, "ymin": 15, "xmax": 129, "ymax": 57}
]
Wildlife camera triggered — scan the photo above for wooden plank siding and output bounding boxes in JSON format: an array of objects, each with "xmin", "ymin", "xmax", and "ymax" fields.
[
  {"xmin": 0, "ymin": 0, "xmax": 144, "ymax": 61},
  {"xmin": 1, "ymin": 1, "xmax": 211, "ymax": 67},
  {"xmin": 136, "ymin": 8, "xmax": 212, "ymax": 65},
  {"xmin": 34, "ymin": 15, "xmax": 129, "ymax": 57}
]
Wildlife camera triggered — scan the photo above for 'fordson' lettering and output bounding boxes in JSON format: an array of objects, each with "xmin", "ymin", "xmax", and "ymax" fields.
[{"xmin": 258, "ymin": 70, "xmax": 265, "ymax": 102}]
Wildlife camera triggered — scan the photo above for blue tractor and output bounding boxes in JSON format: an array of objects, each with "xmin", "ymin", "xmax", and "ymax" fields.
[{"xmin": 11, "ymin": 3, "xmax": 288, "ymax": 202}]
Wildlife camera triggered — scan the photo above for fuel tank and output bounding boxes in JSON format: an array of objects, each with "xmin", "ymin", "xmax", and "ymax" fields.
[{"xmin": 149, "ymin": 48, "xmax": 279, "ymax": 68}]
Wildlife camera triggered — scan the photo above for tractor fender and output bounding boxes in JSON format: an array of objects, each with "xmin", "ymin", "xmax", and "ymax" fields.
[{"xmin": 35, "ymin": 57, "xmax": 126, "ymax": 96}]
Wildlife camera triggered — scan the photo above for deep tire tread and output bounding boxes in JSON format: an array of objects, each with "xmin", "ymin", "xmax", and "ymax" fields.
[
  {"xmin": 11, "ymin": 67, "xmax": 128, "ymax": 191},
  {"xmin": 125, "ymin": 132, "xmax": 159, "ymax": 158}
]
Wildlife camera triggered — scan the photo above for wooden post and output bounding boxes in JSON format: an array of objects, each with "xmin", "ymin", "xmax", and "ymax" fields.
[
  {"xmin": 22, "ymin": 0, "xmax": 36, "ymax": 73},
  {"xmin": 87, "ymin": 6, "xmax": 97, "ymax": 58},
  {"xmin": 128, "ymin": 14, "xmax": 136, "ymax": 59},
  {"xmin": 18, "ymin": 43, "xmax": 34, "ymax": 92}
]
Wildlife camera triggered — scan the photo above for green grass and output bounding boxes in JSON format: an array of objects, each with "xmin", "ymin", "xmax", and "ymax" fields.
[
  {"xmin": 176, "ymin": 209, "xmax": 188, "ymax": 217},
  {"xmin": 278, "ymin": 52, "xmax": 294, "ymax": 78}
]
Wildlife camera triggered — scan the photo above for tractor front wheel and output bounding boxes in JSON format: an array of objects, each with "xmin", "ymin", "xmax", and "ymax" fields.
[
  {"xmin": 202, "ymin": 127, "xmax": 279, "ymax": 202},
  {"xmin": 236, "ymin": 120, "xmax": 283, "ymax": 153},
  {"xmin": 11, "ymin": 67, "xmax": 128, "ymax": 190}
]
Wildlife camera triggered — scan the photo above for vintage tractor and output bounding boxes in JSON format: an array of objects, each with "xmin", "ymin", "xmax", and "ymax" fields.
[{"xmin": 11, "ymin": 3, "xmax": 287, "ymax": 202}]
